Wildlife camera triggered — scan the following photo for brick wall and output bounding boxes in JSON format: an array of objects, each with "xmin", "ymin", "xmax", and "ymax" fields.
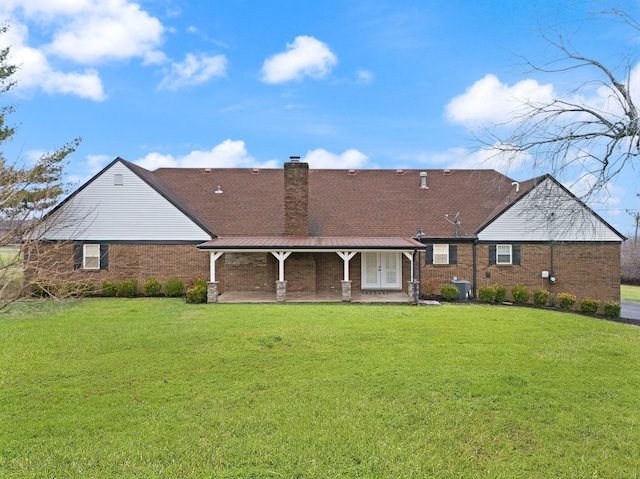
[
  {"xmin": 26, "ymin": 242, "xmax": 209, "ymax": 293},
  {"xmin": 420, "ymin": 243, "xmax": 474, "ymax": 295},
  {"xmin": 222, "ymin": 253, "xmax": 275, "ymax": 292},
  {"xmin": 419, "ymin": 242, "xmax": 620, "ymax": 306},
  {"xmin": 476, "ymin": 242, "xmax": 620, "ymax": 305}
]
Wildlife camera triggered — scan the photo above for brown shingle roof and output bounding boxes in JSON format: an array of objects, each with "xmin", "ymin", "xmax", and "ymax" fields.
[{"xmin": 148, "ymin": 166, "xmax": 518, "ymax": 239}]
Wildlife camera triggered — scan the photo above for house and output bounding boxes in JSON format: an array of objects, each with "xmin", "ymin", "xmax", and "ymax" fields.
[{"xmin": 30, "ymin": 157, "xmax": 625, "ymax": 306}]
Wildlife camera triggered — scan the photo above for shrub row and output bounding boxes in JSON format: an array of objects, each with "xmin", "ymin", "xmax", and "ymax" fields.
[
  {"xmin": 31, "ymin": 280, "xmax": 96, "ymax": 298},
  {"xmin": 477, "ymin": 284, "xmax": 507, "ymax": 304},
  {"xmin": 100, "ymin": 278, "xmax": 187, "ymax": 298},
  {"xmin": 476, "ymin": 284, "xmax": 621, "ymax": 318}
]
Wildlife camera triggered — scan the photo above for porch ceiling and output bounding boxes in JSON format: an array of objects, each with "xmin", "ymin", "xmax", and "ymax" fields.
[{"xmin": 197, "ymin": 236, "xmax": 425, "ymax": 251}]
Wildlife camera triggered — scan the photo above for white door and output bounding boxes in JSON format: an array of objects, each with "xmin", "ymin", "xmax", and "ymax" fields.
[{"xmin": 361, "ymin": 252, "xmax": 401, "ymax": 289}]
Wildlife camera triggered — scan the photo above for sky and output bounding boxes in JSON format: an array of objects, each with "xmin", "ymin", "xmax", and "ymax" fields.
[{"xmin": 1, "ymin": 0, "xmax": 640, "ymax": 235}]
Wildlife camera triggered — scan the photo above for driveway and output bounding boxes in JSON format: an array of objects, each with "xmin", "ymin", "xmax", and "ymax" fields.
[{"xmin": 621, "ymin": 301, "xmax": 640, "ymax": 322}]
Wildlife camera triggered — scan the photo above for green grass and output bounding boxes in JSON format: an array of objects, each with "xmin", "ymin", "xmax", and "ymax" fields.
[
  {"xmin": 1, "ymin": 300, "xmax": 640, "ymax": 478},
  {"xmin": 621, "ymin": 284, "xmax": 640, "ymax": 303}
]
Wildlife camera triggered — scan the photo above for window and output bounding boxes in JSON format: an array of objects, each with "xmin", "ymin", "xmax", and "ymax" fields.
[
  {"xmin": 489, "ymin": 244, "xmax": 520, "ymax": 265},
  {"xmin": 425, "ymin": 244, "xmax": 457, "ymax": 265},
  {"xmin": 83, "ymin": 244, "xmax": 100, "ymax": 269},
  {"xmin": 433, "ymin": 244, "xmax": 449, "ymax": 264},
  {"xmin": 74, "ymin": 243, "xmax": 108, "ymax": 270}
]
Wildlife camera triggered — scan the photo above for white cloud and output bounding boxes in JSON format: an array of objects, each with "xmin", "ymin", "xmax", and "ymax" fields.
[
  {"xmin": 427, "ymin": 145, "xmax": 533, "ymax": 176},
  {"xmin": 303, "ymin": 148, "xmax": 369, "ymax": 169},
  {"xmin": 158, "ymin": 53, "xmax": 227, "ymax": 90},
  {"xmin": 356, "ymin": 69, "xmax": 374, "ymax": 85},
  {"xmin": 44, "ymin": 0, "xmax": 165, "ymax": 65},
  {"xmin": 261, "ymin": 36, "xmax": 337, "ymax": 84},
  {"xmin": 445, "ymin": 74, "xmax": 555, "ymax": 127},
  {"xmin": 134, "ymin": 140, "xmax": 279, "ymax": 170},
  {"xmin": 2, "ymin": 21, "xmax": 105, "ymax": 100}
]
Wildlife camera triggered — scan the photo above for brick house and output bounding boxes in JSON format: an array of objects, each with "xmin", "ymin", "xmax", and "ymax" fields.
[{"xmin": 33, "ymin": 157, "xmax": 624, "ymax": 305}]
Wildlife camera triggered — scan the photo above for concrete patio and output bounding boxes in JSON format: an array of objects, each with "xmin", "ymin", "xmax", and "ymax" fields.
[{"xmin": 216, "ymin": 290, "xmax": 412, "ymax": 304}]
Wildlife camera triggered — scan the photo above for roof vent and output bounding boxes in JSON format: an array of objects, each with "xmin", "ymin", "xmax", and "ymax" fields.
[
  {"xmin": 348, "ymin": 169, "xmax": 356, "ymax": 175},
  {"xmin": 420, "ymin": 171, "xmax": 428, "ymax": 189},
  {"xmin": 511, "ymin": 181, "xmax": 520, "ymax": 193},
  {"xmin": 214, "ymin": 185, "xmax": 223, "ymax": 194},
  {"xmin": 395, "ymin": 169, "xmax": 404, "ymax": 175},
  {"xmin": 252, "ymin": 168, "xmax": 260, "ymax": 174},
  {"xmin": 443, "ymin": 169, "xmax": 451, "ymax": 176},
  {"xmin": 203, "ymin": 168, "xmax": 212, "ymax": 174}
]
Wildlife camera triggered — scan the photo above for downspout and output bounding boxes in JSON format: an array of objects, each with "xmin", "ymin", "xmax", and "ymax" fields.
[{"xmin": 472, "ymin": 240, "xmax": 477, "ymax": 299}]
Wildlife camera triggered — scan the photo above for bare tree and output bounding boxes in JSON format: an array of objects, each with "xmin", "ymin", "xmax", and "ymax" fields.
[
  {"xmin": 478, "ymin": 8, "xmax": 640, "ymax": 203},
  {"xmin": 621, "ymin": 236, "xmax": 640, "ymax": 284},
  {"xmin": 0, "ymin": 25, "xmax": 81, "ymax": 309}
]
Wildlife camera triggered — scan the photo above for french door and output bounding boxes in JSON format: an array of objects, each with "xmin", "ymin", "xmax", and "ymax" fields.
[{"xmin": 361, "ymin": 252, "xmax": 401, "ymax": 289}]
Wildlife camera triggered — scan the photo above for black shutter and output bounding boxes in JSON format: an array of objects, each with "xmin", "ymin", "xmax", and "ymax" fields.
[
  {"xmin": 73, "ymin": 243, "xmax": 82, "ymax": 270},
  {"xmin": 100, "ymin": 244, "xmax": 109, "ymax": 270},
  {"xmin": 449, "ymin": 245, "xmax": 457, "ymax": 265},
  {"xmin": 425, "ymin": 245, "xmax": 433, "ymax": 264},
  {"xmin": 512, "ymin": 244, "xmax": 521, "ymax": 265},
  {"xmin": 488, "ymin": 244, "xmax": 496, "ymax": 265}
]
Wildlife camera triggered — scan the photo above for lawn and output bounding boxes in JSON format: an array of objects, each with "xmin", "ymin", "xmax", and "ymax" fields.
[
  {"xmin": 621, "ymin": 284, "xmax": 640, "ymax": 303},
  {"xmin": 1, "ymin": 300, "xmax": 639, "ymax": 478}
]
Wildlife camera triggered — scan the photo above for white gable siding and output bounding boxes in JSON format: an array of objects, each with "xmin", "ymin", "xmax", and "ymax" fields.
[
  {"xmin": 43, "ymin": 162, "xmax": 211, "ymax": 241},
  {"xmin": 478, "ymin": 178, "xmax": 622, "ymax": 242}
]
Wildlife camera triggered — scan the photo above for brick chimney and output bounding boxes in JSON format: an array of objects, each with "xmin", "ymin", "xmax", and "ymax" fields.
[{"xmin": 284, "ymin": 157, "xmax": 309, "ymax": 237}]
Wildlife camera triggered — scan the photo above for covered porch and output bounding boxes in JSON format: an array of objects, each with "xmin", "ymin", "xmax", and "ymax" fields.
[
  {"xmin": 214, "ymin": 290, "xmax": 412, "ymax": 303},
  {"xmin": 198, "ymin": 236, "xmax": 425, "ymax": 303}
]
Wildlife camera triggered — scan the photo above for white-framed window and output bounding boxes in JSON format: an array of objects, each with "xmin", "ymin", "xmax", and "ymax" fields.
[
  {"xmin": 433, "ymin": 244, "xmax": 449, "ymax": 265},
  {"xmin": 496, "ymin": 244, "xmax": 512, "ymax": 265},
  {"xmin": 83, "ymin": 244, "xmax": 101, "ymax": 270}
]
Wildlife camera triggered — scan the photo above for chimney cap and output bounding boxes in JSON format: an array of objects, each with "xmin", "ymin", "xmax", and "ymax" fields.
[{"xmin": 289, "ymin": 156, "xmax": 301, "ymax": 162}]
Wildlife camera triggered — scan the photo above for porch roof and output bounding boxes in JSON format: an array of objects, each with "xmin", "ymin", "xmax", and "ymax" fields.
[{"xmin": 198, "ymin": 236, "xmax": 425, "ymax": 251}]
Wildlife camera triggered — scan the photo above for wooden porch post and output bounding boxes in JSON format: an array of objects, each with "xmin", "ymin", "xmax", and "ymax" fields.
[
  {"xmin": 337, "ymin": 251, "xmax": 356, "ymax": 302},
  {"xmin": 271, "ymin": 251, "xmax": 292, "ymax": 301}
]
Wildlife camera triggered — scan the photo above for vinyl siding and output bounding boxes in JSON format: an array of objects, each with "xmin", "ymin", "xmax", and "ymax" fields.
[
  {"xmin": 478, "ymin": 178, "xmax": 622, "ymax": 242},
  {"xmin": 43, "ymin": 162, "xmax": 211, "ymax": 241}
]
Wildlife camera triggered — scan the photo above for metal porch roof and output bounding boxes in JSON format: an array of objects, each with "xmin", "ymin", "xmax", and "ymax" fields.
[{"xmin": 198, "ymin": 236, "xmax": 425, "ymax": 250}]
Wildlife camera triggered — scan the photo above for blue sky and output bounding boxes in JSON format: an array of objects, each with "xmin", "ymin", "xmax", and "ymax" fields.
[{"xmin": 2, "ymin": 0, "xmax": 640, "ymax": 234}]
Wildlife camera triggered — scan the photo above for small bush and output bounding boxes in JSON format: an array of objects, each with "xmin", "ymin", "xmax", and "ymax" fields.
[
  {"xmin": 78, "ymin": 280, "xmax": 96, "ymax": 297},
  {"xmin": 557, "ymin": 292, "xmax": 577, "ymax": 310},
  {"xmin": 533, "ymin": 289, "xmax": 549, "ymax": 307},
  {"xmin": 116, "ymin": 279, "xmax": 138, "ymax": 298},
  {"xmin": 101, "ymin": 280, "xmax": 117, "ymax": 297},
  {"xmin": 580, "ymin": 297, "xmax": 600, "ymax": 314},
  {"xmin": 494, "ymin": 284, "xmax": 507, "ymax": 303},
  {"xmin": 31, "ymin": 281, "xmax": 54, "ymax": 298},
  {"xmin": 165, "ymin": 278, "xmax": 185, "ymax": 297},
  {"xmin": 511, "ymin": 285, "xmax": 530, "ymax": 304},
  {"xmin": 440, "ymin": 283, "xmax": 459, "ymax": 301},
  {"xmin": 603, "ymin": 301, "xmax": 621, "ymax": 318},
  {"xmin": 186, "ymin": 279, "xmax": 207, "ymax": 303},
  {"xmin": 478, "ymin": 285, "xmax": 497, "ymax": 303},
  {"xmin": 143, "ymin": 277, "xmax": 162, "ymax": 297},
  {"xmin": 61, "ymin": 280, "xmax": 96, "ymax": 297}
]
